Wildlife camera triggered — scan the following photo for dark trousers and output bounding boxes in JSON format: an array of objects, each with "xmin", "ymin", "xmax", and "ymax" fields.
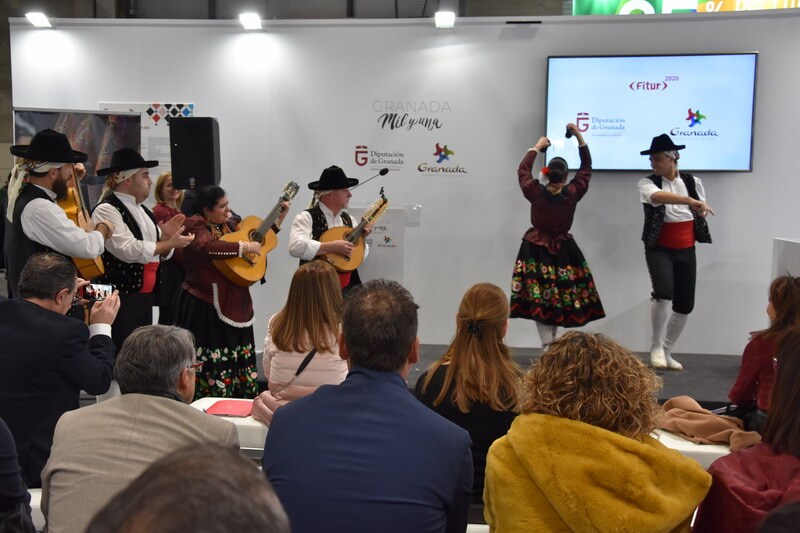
[
  {"xmin": 645, "ymin": 245, "xmax": 696, "ymax": 315},
  {"xmin": 112, "ymin": 292, "xmax": 154, "ymax": 353}
]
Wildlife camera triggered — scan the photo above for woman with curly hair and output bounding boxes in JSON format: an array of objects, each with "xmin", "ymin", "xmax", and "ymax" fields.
[
  {"xmin": 728, "ymin": 275, "xmax": 800, "ymax": 432},
  {"xmin": 510, "ymin": 125, "xmax": 605, "ymax": 348},
  {"xmin": 415, "ymin": 283, "xmax": 521, "ymax": 506},
  {"xmin": 483, "ymin": 331, "xmax": 711, "ymax": 532},
  {"xmin": 694, "ymin": 327, "xmax": 800, "ymax": 532},
  {"xmin": 251, "ymin": 261, "xmax": 347, "ymax": 426}
]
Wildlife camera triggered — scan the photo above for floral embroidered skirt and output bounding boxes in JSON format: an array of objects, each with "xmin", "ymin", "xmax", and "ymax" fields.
[
  {"xmin": 510, "ymin": 238, "xmax": 605, "ymax": 327},
  {"xmin": 171, "ymin": 288, "xmax": 258, "ymax": 400}
]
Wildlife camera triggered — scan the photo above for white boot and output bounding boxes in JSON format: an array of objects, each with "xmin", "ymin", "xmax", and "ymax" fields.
[
  {"xmin": 663, "ymin": 312, "xmax": 688, "ymax": 371},
  {"xmin": 650, "ymin": 300, "xmax": 670, "ymax": 369},
  {"xmin": 536, "ymin": 322, "xmax": 557, "ymax": 347}
]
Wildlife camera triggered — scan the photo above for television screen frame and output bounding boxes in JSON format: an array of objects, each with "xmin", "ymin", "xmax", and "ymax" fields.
[{"xmin": 545, "ymin": 52, "xmax": 758, "ymax": 173}]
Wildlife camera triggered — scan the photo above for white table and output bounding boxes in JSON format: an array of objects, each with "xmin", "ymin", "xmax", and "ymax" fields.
[
  {"xmin": 652, "ymin": 429, "xmax": 731, "ymax": 469},
  {"xmin": 191, "ymin": 397, "xmax": 268, "ymax": 459}
]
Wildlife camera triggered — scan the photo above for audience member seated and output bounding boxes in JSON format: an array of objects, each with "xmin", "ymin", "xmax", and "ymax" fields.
[
  {"xmin": 758, "ymin": 501, "xmax": 800, "ymax": 533},
  {"xmin": 252, "ymin": 261, "xmax": 347, "ymax": 425},
  {"xmin": 0, "ymin": 417, "xmax": 34, "ymax": 533},
  {"xmin": 0, "ymin": 252, "xmax": 118, "ymax": 488},
  {"xmin": 85, "ymin": 443, "xmax": 289, "ymax": 533},
  {"xmin": 41, "ymin": 325, "xmax": 239, "ymax": 533},
  {"xmin": 263, "ymin": 280, "xmax": 473, "ymax": 533},
  {"xmin": 694, "ymin": 327, "xmax": 800, "ymax": 533},
  {"xmin": 415, "ymin": 283, "xmax": 520, "ymax": 509},
  {"xmin": 484, "ymin": 331, "xmax": 711, "ymax": 532},
  {"xmin": 729, "ymin": 276, "xmax": 800, "ymax": 433}
]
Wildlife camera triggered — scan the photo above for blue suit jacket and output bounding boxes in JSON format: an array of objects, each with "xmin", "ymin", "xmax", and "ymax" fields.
[
  {"xmin": 0, "ymin": 299, "xmax": 114, "ymax": 488},
  {"xmin": 263, "ymin": 366, "xmax": 473, "ymax": 533}
]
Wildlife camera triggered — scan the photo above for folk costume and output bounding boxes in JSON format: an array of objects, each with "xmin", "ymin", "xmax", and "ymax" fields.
[
  {"xmin": 171, "ymin": 210, "xmax": 280, "ymax": 399},
  {"xmin": 92, "ymin": 149, "xmax": 163, "ymax": 355},
  {"xmin": 152, "ymin": 201, "xmax": 185, "ymax": 324},
  {"xmin": 639, "ymin": 134, "xmax": 712, "ymax": 371},
  {"xmin": 288, "ymin": 166, "xmax": 366, "ymax": 295},
  {"xmin": 510, "ymin": 144, "xmax": 604, "ymax": 344},
  {"xmin": 5, "ymin": 130, "xmax": 104, "ymax": 297}
]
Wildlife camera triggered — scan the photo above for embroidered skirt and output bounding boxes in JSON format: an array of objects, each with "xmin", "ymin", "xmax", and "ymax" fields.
[
  {"xmin": 171, "ymin": 288, "xmax": 258, "ymax": 400},
  {"xmin": 510, "ymin": 238, "xmax": 605, "ymax": 327}
]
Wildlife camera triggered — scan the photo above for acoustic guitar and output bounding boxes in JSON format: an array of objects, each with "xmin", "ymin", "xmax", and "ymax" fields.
[
  {"xmin": 320, "ymin": 188, "xmax": 388, "ymax": 273},
  {"xmin": 57, "ymin": 164, "xmax": 105, "ymax": 279},
  {"xmin": 213, "ymin": 181, "xmax": 299, "ymax": 287}
]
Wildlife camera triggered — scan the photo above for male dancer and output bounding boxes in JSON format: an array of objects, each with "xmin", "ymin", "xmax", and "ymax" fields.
[{"xmin": 639, "ymin": 134, "xmax": 714, "ymax": 370}]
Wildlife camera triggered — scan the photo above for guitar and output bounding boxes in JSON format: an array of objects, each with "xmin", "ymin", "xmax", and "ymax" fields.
[
  {"xmin": 213, "ymin": 181, "xmax": 300, "ymax": 287},
  {"xmin": 57, "ymin": 164, "xmax": 105, "ymax": 279},
  {"xmin": 320, "ymin": 188, "xmax": 388, "ymax": 273}
]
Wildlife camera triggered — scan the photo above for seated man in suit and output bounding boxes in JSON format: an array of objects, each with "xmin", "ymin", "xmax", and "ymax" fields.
[
  {"xmin": 0, "ymin": 252, "xmax": 118, "ymax": 488},
  {"xmin": 263, "ymin": 279, "xmax": 473, "ymax": 533},
  {"xmin": 41, "ymin": 325, "xmax": 239, "ymax": 533},
  {"xmin": 86, "ymin": 443, "xmax": 289, "ymax": 533}
]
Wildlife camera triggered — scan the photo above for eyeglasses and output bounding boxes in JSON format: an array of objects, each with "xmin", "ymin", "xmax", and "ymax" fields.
[{"xmin": 189, "ymin": 361, "xmax": 204, "ymax": 372}]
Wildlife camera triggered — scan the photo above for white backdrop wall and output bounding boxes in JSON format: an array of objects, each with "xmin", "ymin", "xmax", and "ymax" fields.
[{"xmin": 9, "ymin": 11, "xmax": 800, "ymax": 355}]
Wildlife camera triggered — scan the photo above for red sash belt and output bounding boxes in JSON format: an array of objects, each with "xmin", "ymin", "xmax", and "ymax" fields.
[
  {"xmin": 139, "ymin": 262, "xmax": 159, "ymax": 293},
  {"xmin": 338, "ymin": 272, "xmax": 352, "ymax": 289},
  {"xmin": 657, "ymin": 221, "xmax": 695, "ymax": 249}
]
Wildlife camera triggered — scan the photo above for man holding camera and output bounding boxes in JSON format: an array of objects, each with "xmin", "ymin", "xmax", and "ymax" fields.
[{"xmin": 0, "ymin": 253, "xmax": 119, "ymax": 488}]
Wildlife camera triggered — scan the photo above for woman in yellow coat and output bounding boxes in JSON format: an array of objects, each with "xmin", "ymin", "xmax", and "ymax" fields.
[{"xmin": 484, "ymin": 331, "xmax": 711, "ymax": 532}]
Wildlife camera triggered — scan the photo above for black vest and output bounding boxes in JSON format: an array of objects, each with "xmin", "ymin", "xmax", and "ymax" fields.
[
  {"xmin": 641, "ymin": 173, "xmax": 712, "ymax": 249},
  {"xmin": 5, "ymin": 184, "xmax": 58, "ymax": 289},
  {"xmin": 299, "ymin": 205, "xmax": 354, "ymax": 266},
  {"xmin": 94, "ymin": 193, "xmax": 159, "ymax": 295}
]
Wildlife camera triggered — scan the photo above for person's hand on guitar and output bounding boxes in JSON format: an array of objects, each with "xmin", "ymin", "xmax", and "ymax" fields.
[
  {"xmin": 320, "ymin": 240, "xmax": 354, "ymax": 259},
  {"xmin": 277, "ymin": 201, "xmax": 291, "ymax": 227},
  {"xmin": 73, "ymin": 163, "xmax": 87, "ymax": 182},
  {"xmin": 362, "ymin": 220, "xmax": 375, "ymax": 239},
  {"xmin": 158, "ymin": 213, "xmax": 187, "ymax": 239},
  {"xmin": 243, "ymin": 241, "xmax": 263, "ymax": 257},
  {"xmin": 90, "ymin": 219, "xmax": 115, "ymax": 240}
]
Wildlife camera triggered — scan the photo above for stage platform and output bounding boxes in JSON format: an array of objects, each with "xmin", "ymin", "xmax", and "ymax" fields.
[{"xmin": 411, "ymin": 345, "xmax": 740, "ymax": 411}]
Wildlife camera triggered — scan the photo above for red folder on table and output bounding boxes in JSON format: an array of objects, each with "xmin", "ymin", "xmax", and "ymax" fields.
[{"xmin": 204, "ymin": 400, "xmax": 253, "ymax": 417}]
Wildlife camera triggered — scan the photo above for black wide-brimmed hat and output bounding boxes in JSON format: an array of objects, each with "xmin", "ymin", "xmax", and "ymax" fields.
[
  {"xmin": 96, "ymin": 148, "xmax": 158, "ymax": 176},
  {"xmin": 10, "ymin": 129, "xmax": 87, "ymax": 163},
  {"xmin": 640, "ymin": 133, "xmax": 686, "ymax": 155},
  {"xmin": 308, "ymin": 165, "xmax": 358, "ymax": 191}
]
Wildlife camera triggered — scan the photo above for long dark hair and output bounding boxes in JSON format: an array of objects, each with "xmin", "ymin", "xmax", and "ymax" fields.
[
  {"xmin": 762, "ymin": 326, "xmax": 800, "ymax": 457},
  {"xmin": 753, "ymin": 276, "xmax": 800, "ymax": 342}
]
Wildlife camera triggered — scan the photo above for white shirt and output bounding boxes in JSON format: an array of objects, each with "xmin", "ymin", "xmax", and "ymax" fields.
[
  {"xmin": 20, "ymin": 185, "xmax": 105, "ymax": 259},
  {"xmin": 91, "ymin": 191, "xmax": 169, "ymax": 264},
  {"xmin": 287, "ymin": 202, "xmax": 369, "ymax": 262},
  {"xmin": 638, "ymin": 175, "xmax": 706, "ymax": 223}
]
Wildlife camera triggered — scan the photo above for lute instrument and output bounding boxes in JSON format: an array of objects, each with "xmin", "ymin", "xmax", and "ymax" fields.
[
  {"xmin": 320, "ymin": 188, "xmax": 388, "ymax": 273},
  {"xmin": 213, "ymin": 181, "xmax": 300, "ymax": 287},
  {"xmin": 57, "ymin": 164, "xmax": 105, "ymax": 279}
]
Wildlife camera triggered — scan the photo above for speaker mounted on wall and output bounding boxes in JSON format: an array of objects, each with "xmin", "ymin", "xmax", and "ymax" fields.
[{"xmin": 169, "ymin": 117, "xmax": 221, "ymax": 190}]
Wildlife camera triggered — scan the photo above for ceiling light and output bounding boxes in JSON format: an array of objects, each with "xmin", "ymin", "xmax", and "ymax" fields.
[
  {"xmin": 239, "ymin": 13, "xmax": 262, "ymax": 30},
  {"xmin": 434, "ymin": 11, "xmax": 455, "ymax": 29},
  {"xmin": 26, "ymin": 12, "xmax": 52, "ymax": 28}
]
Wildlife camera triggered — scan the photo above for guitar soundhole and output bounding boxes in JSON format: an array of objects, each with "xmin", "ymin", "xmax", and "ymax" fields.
[{"xmin": 250, "ymin": 231, "xmax": 263, "ymax": 243}]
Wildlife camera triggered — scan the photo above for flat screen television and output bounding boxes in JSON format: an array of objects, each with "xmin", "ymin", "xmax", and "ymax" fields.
[{"xmin": 545, "ymin": 53, "xmax": 757, "ymax": 172}]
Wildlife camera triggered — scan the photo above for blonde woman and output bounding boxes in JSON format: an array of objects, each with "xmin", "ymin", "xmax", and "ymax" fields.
[
  {"xmin": 152, "ymin": 171, "xmax": 185, "ymax": 324},
  {"xmin": 415, "ymin": 283, "xmax": 521, "ymax": 505},
  {"xmin": 252, "ymin": 261, "xmax": 347, "ymax": 425},
  {"xmin": 484, "ymin": 331, "xmax": 711, "ymax": 532}
]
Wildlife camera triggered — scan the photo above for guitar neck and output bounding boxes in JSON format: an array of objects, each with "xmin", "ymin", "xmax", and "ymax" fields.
[
  {"xmin": 255, "ymin": 200, "xmax": 284, "ymax": 237},
  {"xmin": 347, "ymin": 218, "xmax": 369, "ymax": 243}
]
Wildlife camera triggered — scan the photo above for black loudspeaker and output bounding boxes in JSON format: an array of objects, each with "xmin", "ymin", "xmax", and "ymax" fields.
[{"xmin": 169, "ymin": 117, "xmax": 221, "ymax": 190}]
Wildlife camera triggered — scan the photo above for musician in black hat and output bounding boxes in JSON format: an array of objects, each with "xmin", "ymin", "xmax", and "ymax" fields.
[
  {"xmin": 5, "ymin": 129, "xmax": 115, "ymax": 297},
  {"xmin": 288, "ymin": 165, "xmax": 372, "ymax": 294},
  {"xmin": 91, "ymin": 148, "xmax": 194, "ymax": 369},
  {"xmin": 639, "ymin": 134, "xmax": 714, "ymax": 371}
]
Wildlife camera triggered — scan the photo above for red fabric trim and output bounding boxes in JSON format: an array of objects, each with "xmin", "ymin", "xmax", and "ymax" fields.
[
  {"xmin": 139, "ymin": 262, "xmax": 159, "ymax": 293},
  {"xmin": 657, "ymin": 221, "xmax": 694, "ymax": 249},
  {"xmin": 338, "ymin": 272, "xmax": 352, "ymax": 288},
  {"xmin": 510, "ymin": 303, "xmax": 605, "ymax": 326}
]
